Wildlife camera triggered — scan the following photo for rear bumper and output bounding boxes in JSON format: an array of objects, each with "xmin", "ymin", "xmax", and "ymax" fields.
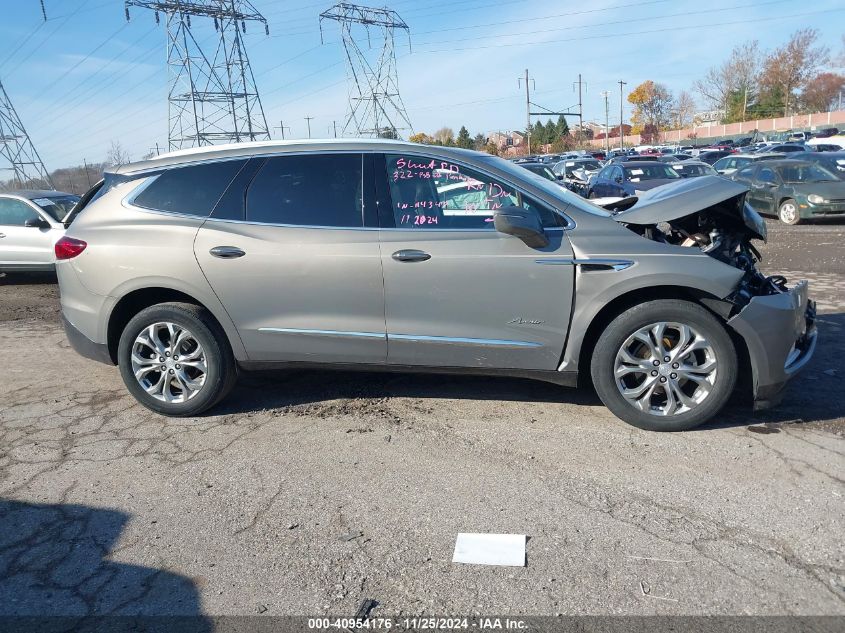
[
  {"xmin": 727, "ymin": 280, "xmax": 816, "ymax": 409},
  {"xmin": 62, "ymin": 313, "xmax": 113, "ymax": 365}
]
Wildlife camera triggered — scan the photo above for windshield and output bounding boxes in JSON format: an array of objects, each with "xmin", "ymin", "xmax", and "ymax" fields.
[
  {"xmin": 30, "ymin": 195, "xmax": 81, "ymax": 222},
  {"xmin": 623, "ymin": 164, "xmax": 680, "ymax": 181},
  {"xmin": 777, "ymin": 164, "xmax": 839, "ymax": 183}
]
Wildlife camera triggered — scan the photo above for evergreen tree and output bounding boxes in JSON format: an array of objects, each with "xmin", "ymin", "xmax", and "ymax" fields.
[
  {"xmin": 556, "ymin": 115, "xmax": 570, "ymax": 138},
  {"xmin": 456, "ymin": 126, "xmax": 473, "ymax": 149},
  {"xmin": 545, "ymin": 118, "xmax": 556, "ymax": 143}
]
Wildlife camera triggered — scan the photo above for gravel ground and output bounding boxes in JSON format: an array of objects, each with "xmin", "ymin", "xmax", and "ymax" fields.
[{"xmin": 0, "ymin": 220, "xmax": 843, "ymax": 619}]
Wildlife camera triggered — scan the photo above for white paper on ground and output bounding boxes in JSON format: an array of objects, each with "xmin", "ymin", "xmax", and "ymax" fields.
[{"xmin": 452, "ymin": 533, "xmax": 526, "ymax": 567}]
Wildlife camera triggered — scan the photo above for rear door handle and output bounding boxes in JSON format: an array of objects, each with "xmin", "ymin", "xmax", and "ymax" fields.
[
  {"xmin": 209, "ymin": 246, "xmax": 245, "ymax": 259},
  {"xmin": 392, "ymin": 249, "xmax": 431, "ymax": 263},
  {"xmin": 0, "ymin": 233, "xmax": 5, "ymax": 238}
]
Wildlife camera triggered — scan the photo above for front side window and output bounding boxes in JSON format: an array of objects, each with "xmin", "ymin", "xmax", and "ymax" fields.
[
  {"xmin": 246, "ymin": 153, "xmax": 363, "ymax": 227},
  {"xmin": 758, "ymin": 168, "xmax": 778, "ymax": 184},
  {"xmin": 132, "ymin": 159, "xmax": 247, "ymax": 217},
  {"xmin": 0, "ymin": 198, "xmax": 39, "ymax": 226},
  {"xmin": 385, "ymin": 154, "xmax": 556, "ymax": 230}
]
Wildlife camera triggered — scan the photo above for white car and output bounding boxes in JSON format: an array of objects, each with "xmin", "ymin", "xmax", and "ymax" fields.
[{"xmin": 0, "ymin": 190, "xmax": 80, "ymax": 272}]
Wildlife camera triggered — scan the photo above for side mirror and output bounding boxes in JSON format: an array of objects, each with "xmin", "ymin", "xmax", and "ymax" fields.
[
  {"xmin": 494, "ymin": 207, "xmax": 549, "ymax": 248},
  {"xmin": 614, "ymin": 176, "xmax": 623, "ymax": 183},
  {"xmin": 25, "ymin": 217, "xmax": 50, "ymax": 228}
]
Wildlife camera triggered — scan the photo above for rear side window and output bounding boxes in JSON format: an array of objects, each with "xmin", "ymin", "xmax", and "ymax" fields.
[
  {"xmin": 132, "ymin": 159, "xmax": 247, "ymax": 217},
  {"xmin": 0, "ymin": 197, "xmax": 39, "ymax": 226},
  {"xmin": 246, "ymin": 154, "xmax": 363, "ymax": 227}
]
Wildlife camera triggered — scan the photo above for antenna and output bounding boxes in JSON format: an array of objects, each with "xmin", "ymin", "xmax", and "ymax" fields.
[
  {"xmin": 125, "ymin": 0, "xmax": 271, "ymax": 151},
  {"xmin": 319, "ymin": 3, "xmax": 413, "ymax": 139}
]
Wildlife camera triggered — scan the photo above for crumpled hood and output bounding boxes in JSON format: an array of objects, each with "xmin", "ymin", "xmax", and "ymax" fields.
[{"xmin": 613, "ymin": 175, "xmax": 749, "ymax": 225}]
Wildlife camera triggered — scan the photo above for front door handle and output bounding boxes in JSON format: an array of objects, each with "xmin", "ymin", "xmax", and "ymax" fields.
[
  {"xmin": 209, "ymin": 246, "xmax": 245, "ymax": 259},
  {"xmin": 392, "ymin": 249, "xmax": 431, "ymax": 263}
]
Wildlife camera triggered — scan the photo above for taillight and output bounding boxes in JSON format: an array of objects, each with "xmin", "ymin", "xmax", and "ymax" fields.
[{"xmin": 55, "ymin": 236, "xmax": 87, "ymax": 260}]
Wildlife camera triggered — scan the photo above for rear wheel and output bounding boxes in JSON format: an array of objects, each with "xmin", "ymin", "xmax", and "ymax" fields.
[
  {"xmin": 778, "ymin": 199, "xmax": 801, "ymax": 225},
  {"xmin": 590, "ymin": 300, "xmax": 737, "ymax": 431},
  {"xmin": 117, "ymin": 302, "xmax": 237, "ymax": 417}
]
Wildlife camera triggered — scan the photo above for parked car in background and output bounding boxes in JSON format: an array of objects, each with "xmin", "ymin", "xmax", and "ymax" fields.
[
  {"xmin": 518, "ymin": 162, "xmax": 560, "ymax": 183},
  {"xmin": 0, "ymin": 190, "xmax": 80, "ymax": 272},
  {"xmin": 552, "ymin": 158, "xmax": 603, "ymax": 195},
  {"xmin": 731, "ymin": 159, "xmax": 845, "ymax": 224},
  {"xmin": 588, "ymin": 161, "xmax": 680, "ymax": 198},
  {"xmin": 56, "ymin": 140, "xmax": 815, "ymax": 431},
  {"xmin": 810, "ymin": 143, "xmax": 843, "ymax": 152},
  {"xmin": 765, "ymin": 144, "xmax": 809, "ymax": 154},
  {"xmin": 784, "ymin": 151, "xmax": 845, "ymax": 178},
  {"xmin": 658, "ymin": 155, "xmax": 683, "ymax": 163},
  {"xmin": 670, "ymin": 161, "xmax": 718, "ymax": 178},
  {"xmin": 697, "ymin": 150, "xmax": 734, "ymax": 164},
  {"xmin": 712, "ymin": 153, "xmax": 783, "ymax": 176},
  {"xmin": 607, "ymin": 154, "xmax": 660, "ymax": 164}
]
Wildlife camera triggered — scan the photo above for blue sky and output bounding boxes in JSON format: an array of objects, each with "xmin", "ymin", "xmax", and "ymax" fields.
[{"xmin": 1, "ymin": 0, "xmax": 843, "ymax": 169}]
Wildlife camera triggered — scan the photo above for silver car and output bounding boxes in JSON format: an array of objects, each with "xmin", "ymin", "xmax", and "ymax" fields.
[
  {"xmin": 0, "ymin": 190, "xmax": 79, "ymax": 272},
  {"xmin": 56, "ymin": 140, "xmax": 816, "ymax": 431}
]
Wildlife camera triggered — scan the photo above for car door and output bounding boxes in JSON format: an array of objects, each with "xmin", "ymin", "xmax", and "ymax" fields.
[
  {"xmin": 749, "ymin": 166, "xmax": 781, "ymax": 215},
  {"xmin": 376, "ymin": 152, "xmax": 575, "ymax": 370},
  {"xmin": 0, "ymin": 196, "xmax": 57, "ymax": 267},
  {"xmin": 592, "ymin": 167, "xmax": 612, "ymax": 197},
  {"xmin": 194, "ymin": 153, "xmax": 387, "ymax": 364}
]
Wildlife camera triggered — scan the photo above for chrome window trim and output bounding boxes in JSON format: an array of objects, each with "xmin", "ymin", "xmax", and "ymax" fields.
[{"xmin": 119, "ymin": 149, "xmax": 576, "ymax": 230}]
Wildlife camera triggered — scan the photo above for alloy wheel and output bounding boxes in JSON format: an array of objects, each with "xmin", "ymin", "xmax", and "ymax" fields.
[
  {"xmin": 130, "ymin": 322, "xmax": 207, "ymax": 403},
  {"xmin": 613, "ymin": 321, "xmax": 717, "ymax": 417}
]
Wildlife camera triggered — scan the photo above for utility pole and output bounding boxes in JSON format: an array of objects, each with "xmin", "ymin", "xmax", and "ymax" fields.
[
  {"xmin": 0, "ymin": 80, "xmax": 54, "ymax": 189},
  {"xmin": 574, "ymin": 74, "xmax": 584, "ymax": 143},
  {"xmin": 518, "ymin": 69, "xmax": 534, "ymax": 155},
  {"xmin": 618, "ymin": 80, "xmax": 627, "ymax": 149},
  {"xmin": 304, "ymin": 116, "xmax": 314, "ymax": 139},
  {"xmin": 82, "ymin": 158, "xmax": 92, "ymax": 188},
  {"xmin": 331, "ymin": 120, "xmax": 338, "ymax": 138},
  {"xmin": 320, "ymin": 3, "xmax": 413, "ymax": 139},
  {"xmin": 600, "ymin": 91, "xmax": 610, "ymax": 155},
  {"xmin": 125, "ymin": 0, "xmax": 271, "ymax": 150},
  {"xmin": 274, "ymin": 120, "xmax": 290, "ymax": 140}
]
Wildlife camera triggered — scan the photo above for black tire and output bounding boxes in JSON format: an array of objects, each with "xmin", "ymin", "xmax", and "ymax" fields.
[
  {"xmin": 777, "ymin": 199, "xmax": 802, "ymax": 225},
  {"xmin": 117, "ymin": 302, "xmax": 237, "ymax": 417},
  {"xmin": 590, "ymin": 299, "xmax": 737, "ymax": 431}
]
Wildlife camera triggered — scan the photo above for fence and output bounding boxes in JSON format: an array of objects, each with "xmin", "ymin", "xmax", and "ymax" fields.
[{"xmin": 588, "ymin": 109, "xmax": 845, "ymax": 148}]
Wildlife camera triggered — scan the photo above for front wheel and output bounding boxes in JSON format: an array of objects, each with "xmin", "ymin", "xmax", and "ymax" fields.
[
  {"xmin": 778, "ymin": 199, "xmax": 802, "ymax": 225},
  {"xmin": 590, "ymin": 300, "xmax": 738, "ymax": 431},
  {"xmin": 117, "ymin": 302, "xmax": 237, "ymax": 417}
]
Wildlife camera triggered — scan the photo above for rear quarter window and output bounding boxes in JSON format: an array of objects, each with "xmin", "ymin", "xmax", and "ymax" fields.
[{"xmin": 131, "ymin": 159, "xmax": 247, "ymax": 217}]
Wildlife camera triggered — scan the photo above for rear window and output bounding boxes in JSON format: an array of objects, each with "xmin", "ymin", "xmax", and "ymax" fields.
[{"xmin": 132, "ymin": 159, "xmax": 247, "ymax": 217}]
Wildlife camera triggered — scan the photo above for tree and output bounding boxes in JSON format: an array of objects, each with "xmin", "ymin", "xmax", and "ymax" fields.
[
  {"xmin": 532, "ymin": 120, "xmax": 546, "ymax": 146},
  {"xmin": 555, "ymin": 115, "xmax": 570, "ymax": 138},
  {"xmin": 673, "ymin": 90, "xmax": 696, "ymax": 128},
  {"xmin": 694, "ymin": 40, "xmax": 761, "ymax": 122},
  {"xmin": 432, "ymin": 127, "xmax": 454, "ymax": 145},
  {"xmin": 627, "ymin": 80, "xmax": 674, "ymax": 135},
  {"xmin": 456, "ymin": 126, "xmax": 473, "ymax": 149},
  {"xmin": 106, "ymin": 140, "xmax": 130, "ymax": 166},
  {"xmin": 761, "ymin": 28, "xmax": 829, "ymax": 116},
  {"xmin": 800, "ymin": 73, "xmax": 845, "ymax": 113},
  {"xmin": 473, "ymin": 133, "xmax": 486, "ymax": 150},
  {"xmin": 409, "ymin": 132, "xmax": 435, "ymax": 144},
  {"xmin": 483, "ymin": 142, "xmax": 499, "ymax": 156}
]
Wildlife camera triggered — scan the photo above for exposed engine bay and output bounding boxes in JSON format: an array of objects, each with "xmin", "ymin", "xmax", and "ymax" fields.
[{"xmin": 607, "ymin": 176, "xmax": 792, "ymax": 313}]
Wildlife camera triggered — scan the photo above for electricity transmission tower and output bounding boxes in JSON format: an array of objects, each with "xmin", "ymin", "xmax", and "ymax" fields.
[
  {"xmin": 0, "ymin": 81, "xmax": 53, "ymax": 189},
  {"xmin": 125, "ymin": 0, "xmax": 271, "ymax": 151},
  {"xmin": 319, "ymin": 3, "xmax": 412, "ymax": 139}
]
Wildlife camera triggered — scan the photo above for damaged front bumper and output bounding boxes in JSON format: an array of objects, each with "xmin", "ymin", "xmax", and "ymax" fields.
[{"xmin": 727, "ymin": 280, "xmax": 817, "ymax": 409}]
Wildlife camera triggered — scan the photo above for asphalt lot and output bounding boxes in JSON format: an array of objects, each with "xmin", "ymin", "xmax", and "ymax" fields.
[{"xmin": 0, "ymin": 219, "xmax": 843, "ymax": 619}]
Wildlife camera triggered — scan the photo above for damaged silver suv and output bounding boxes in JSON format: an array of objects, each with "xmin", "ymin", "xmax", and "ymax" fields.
[{"xmin": 55, "ymin": 140, "xmax": 816, "ymax": 431}]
